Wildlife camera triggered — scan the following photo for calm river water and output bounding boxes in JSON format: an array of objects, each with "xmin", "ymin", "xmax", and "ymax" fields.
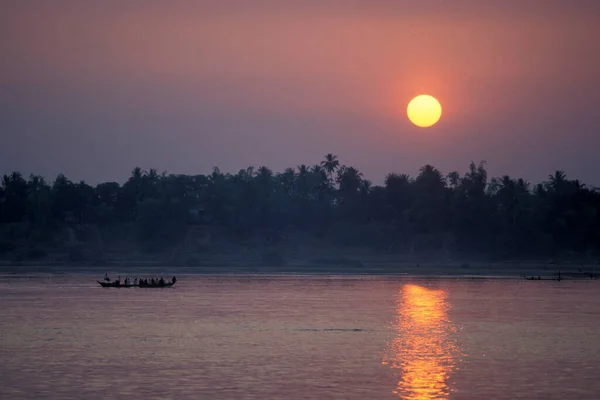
[{"xmin": 1, "ymin": 274, "xmax": 599, "ymax": 399}]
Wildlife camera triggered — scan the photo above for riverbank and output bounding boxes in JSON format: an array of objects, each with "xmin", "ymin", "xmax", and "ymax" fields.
[
  {"xmin": 3, "ymin": 223, "xmax": 599, "ymax": 277},
  {"xmin": 1, "ymin": 257, "xmax": 597, "ymax": 277}
]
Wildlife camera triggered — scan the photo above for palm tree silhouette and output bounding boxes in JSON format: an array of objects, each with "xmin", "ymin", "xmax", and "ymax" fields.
[
  {"xmin": 279, "ymin": 168, "xmax": 296, "ymax": 197},
  {"xmin": 546, "ymin": 170, "xmax": 568, "ymax": 193},
  {"xmin": 321, "ymin": 153, "xmax": 340, "ymax": 185}
]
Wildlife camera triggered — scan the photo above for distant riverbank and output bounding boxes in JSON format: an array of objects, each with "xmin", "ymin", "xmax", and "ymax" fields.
[{"xmin": 1, "ymin": 257, "xmax": 597, "ymax": 278}]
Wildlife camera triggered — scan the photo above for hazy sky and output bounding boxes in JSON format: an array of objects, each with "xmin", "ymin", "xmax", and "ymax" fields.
[{"xmin": 2, "ymin": 1, "xmax": 599, "ymax": 185}]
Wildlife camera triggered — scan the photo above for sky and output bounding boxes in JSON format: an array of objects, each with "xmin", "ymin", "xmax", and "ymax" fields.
[{"xmin": 1, "ymin": 1, "xmax": 599, "ymax": 186}]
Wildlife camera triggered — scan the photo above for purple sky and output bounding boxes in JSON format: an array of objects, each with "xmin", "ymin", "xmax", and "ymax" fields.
[{"xmin": 1, "ymin": 1, "xmax": 599, "ymax": 185}]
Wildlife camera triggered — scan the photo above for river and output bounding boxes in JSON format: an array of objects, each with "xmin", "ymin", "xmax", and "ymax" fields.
[{"xmin": 1, "ymin": 275, "xmax": 599, "ymax": 399}]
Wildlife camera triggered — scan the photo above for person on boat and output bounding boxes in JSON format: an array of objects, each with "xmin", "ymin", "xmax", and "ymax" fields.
[
  {"xmin": 172, "ymin": 276, "xmax": 177, "ymax": 284},
  {"xmin": 104, "ymin": 273, "xmax": 110, "ymax": 282},
  {"xmin": 134, "ymin": 278, "xmax": 138, "ymax": 285},
  {"xmin": 159, "ymin": 277, "xmax": 165, "ymax": 286},
  {"xmin": 151, "ymin": 278, "xmax": 155, "ymax": 285}
]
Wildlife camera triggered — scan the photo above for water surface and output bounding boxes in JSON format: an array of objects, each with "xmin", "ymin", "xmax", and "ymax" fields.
[{"xmin": 1, "ymin": 275, "xmax": 599, "ymax": 399}]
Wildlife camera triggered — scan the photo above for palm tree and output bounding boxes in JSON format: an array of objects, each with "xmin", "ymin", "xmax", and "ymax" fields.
[
  {"xmin": 311, "ymin": 164, "xmax": 330, "ymax": 201},
  {"xmin": 27, "ymin": 174, "xmax": 50, "ymax": 226},
  {"xmin": 458, "ymin": 161, "xmax": 487, "ymax": 202},
  {"xmin": 493, "ymin": 175, "xmax": 516, "ymax": 206},
  {"xmin": 311, "ymin": 164, "xmax": 324, "ymax": 175},
  {"xmin": 128, "ymin": 166, "xmax": 147, "ymax": 195},
  {"xmin": 385, "ymin": 173, "xmax": 413, "ymax": 215},
  {"xmin": 130, "ymin": 167, "xmax": 145, "ymax": 182},
  {"xmin": 278, "ymin": 168, "xmax": 296, "ymax": 197},
  {"xmin": 321, "ymin": 153, "xmax": 340, "ymax": 184},
  {"xmin": 255, "ymin": 166, "xmax": 274, "ymax": 192},
  {"xmin": 385, "ymin": 173, "xmax": 411, "ymax": 187},
  {"xmin": 296, "ymin": 165, "xmax": 310, "ymax": 199},
  {"xmin": 297, "ymin": 164, "xmax": 309, "ymax": 176},
  {"xmin": 546, "ymin": 170, "xmax": 567, "ymax": 193},
  {"xmin": 516, "ymin": 178, "xmax": 530, "ymax": 193},
  {"xmin": 256, "ymin": 166, "xmax": 273, "ymax": 180},
  {"xmin": 416, "ymin": 165, "xmax": 445, "ymax": 191},
  {"xmin": 336, "ymin": 166, "xmax": 363, "ymax": 195},
  {"xmin": 147, "ymin": 168, "xmax": 159, "ymax": 182},
  {"xmin": 412, "ymin": 165, "xmax": 448, "ymax": 234}
]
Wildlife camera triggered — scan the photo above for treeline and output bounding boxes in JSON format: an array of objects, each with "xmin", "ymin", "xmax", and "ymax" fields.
[{"xmin": 1, "ymin": 154, "xmax": 599, "ymax": 259}]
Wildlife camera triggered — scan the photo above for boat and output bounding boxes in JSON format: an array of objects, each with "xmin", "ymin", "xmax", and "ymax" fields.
[
  {"xmin": 97, "ymin": 281, "xmax": 176, "ymax": 288},
  {"xmin": 522, "ymin": 276, "xmax": 559, "ymax": 281},
  {"xmin": 138, "ymin": 281, "xmax": 175, "ymax": 288},
  {"xmin": 97, "ymin": 281, "xmax": 133, "ymax": 288},
  {"xmin": 523, "ymin": 271, "xmax": 599, "ymax": 281}
]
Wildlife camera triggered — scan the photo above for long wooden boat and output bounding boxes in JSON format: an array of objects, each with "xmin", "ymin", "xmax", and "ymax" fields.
[
  {"xmin": 138, "ymin": 282, "xmax": 175, "ymax": 288},
  {"xmin": 97, "ymin": 281, "xmax": 175, "ymax": 288}
]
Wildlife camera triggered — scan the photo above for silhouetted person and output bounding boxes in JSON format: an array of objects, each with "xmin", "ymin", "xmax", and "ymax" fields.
[
  {"xmin": 172, "ymin": 276, "xmax": 177, "ymax": 284},
  {"xmin": 104, "ymin": 273, "xmax": 110, "ymax": 282},
  {"xmin": 159, "ymin": 277, "xmax": 165, "ymax": 285}
]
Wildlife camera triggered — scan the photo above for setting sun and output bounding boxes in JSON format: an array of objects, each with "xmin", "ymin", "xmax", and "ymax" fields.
[{"xmin": 407, "ymin": 95, "xmax": 442, "ymax": 128}]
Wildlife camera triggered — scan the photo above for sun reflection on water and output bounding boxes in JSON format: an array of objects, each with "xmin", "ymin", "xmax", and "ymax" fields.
[{"xmin": 382, "ymin": 284, "xmax": 461, "ymax": 399}]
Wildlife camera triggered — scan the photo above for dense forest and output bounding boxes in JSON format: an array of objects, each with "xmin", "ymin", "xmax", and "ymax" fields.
[{"xmin": 1, "ymin": 154, "xmax": 600, "ymax": 265}]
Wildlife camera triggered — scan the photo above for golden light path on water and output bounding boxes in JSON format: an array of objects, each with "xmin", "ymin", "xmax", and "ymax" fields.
[{"xmin": 382, "ymin": 284, "xmax": 462, "ymax": 399}]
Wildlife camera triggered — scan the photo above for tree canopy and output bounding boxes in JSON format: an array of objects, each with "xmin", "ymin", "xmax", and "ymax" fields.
[{"xmin": 1, "ymin": 156, "xmax": 599, "ymax": 260}]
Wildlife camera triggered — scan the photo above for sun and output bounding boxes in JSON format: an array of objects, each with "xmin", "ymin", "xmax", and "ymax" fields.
[{"xmin": 407, "ymin": 95, "xmax": 442, "ymax": 128}]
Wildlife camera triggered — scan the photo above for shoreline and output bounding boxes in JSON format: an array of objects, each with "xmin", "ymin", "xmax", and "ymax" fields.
[{"xmin": 1, "ymin": 259, "xmax": 597, "ymax": 278}]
